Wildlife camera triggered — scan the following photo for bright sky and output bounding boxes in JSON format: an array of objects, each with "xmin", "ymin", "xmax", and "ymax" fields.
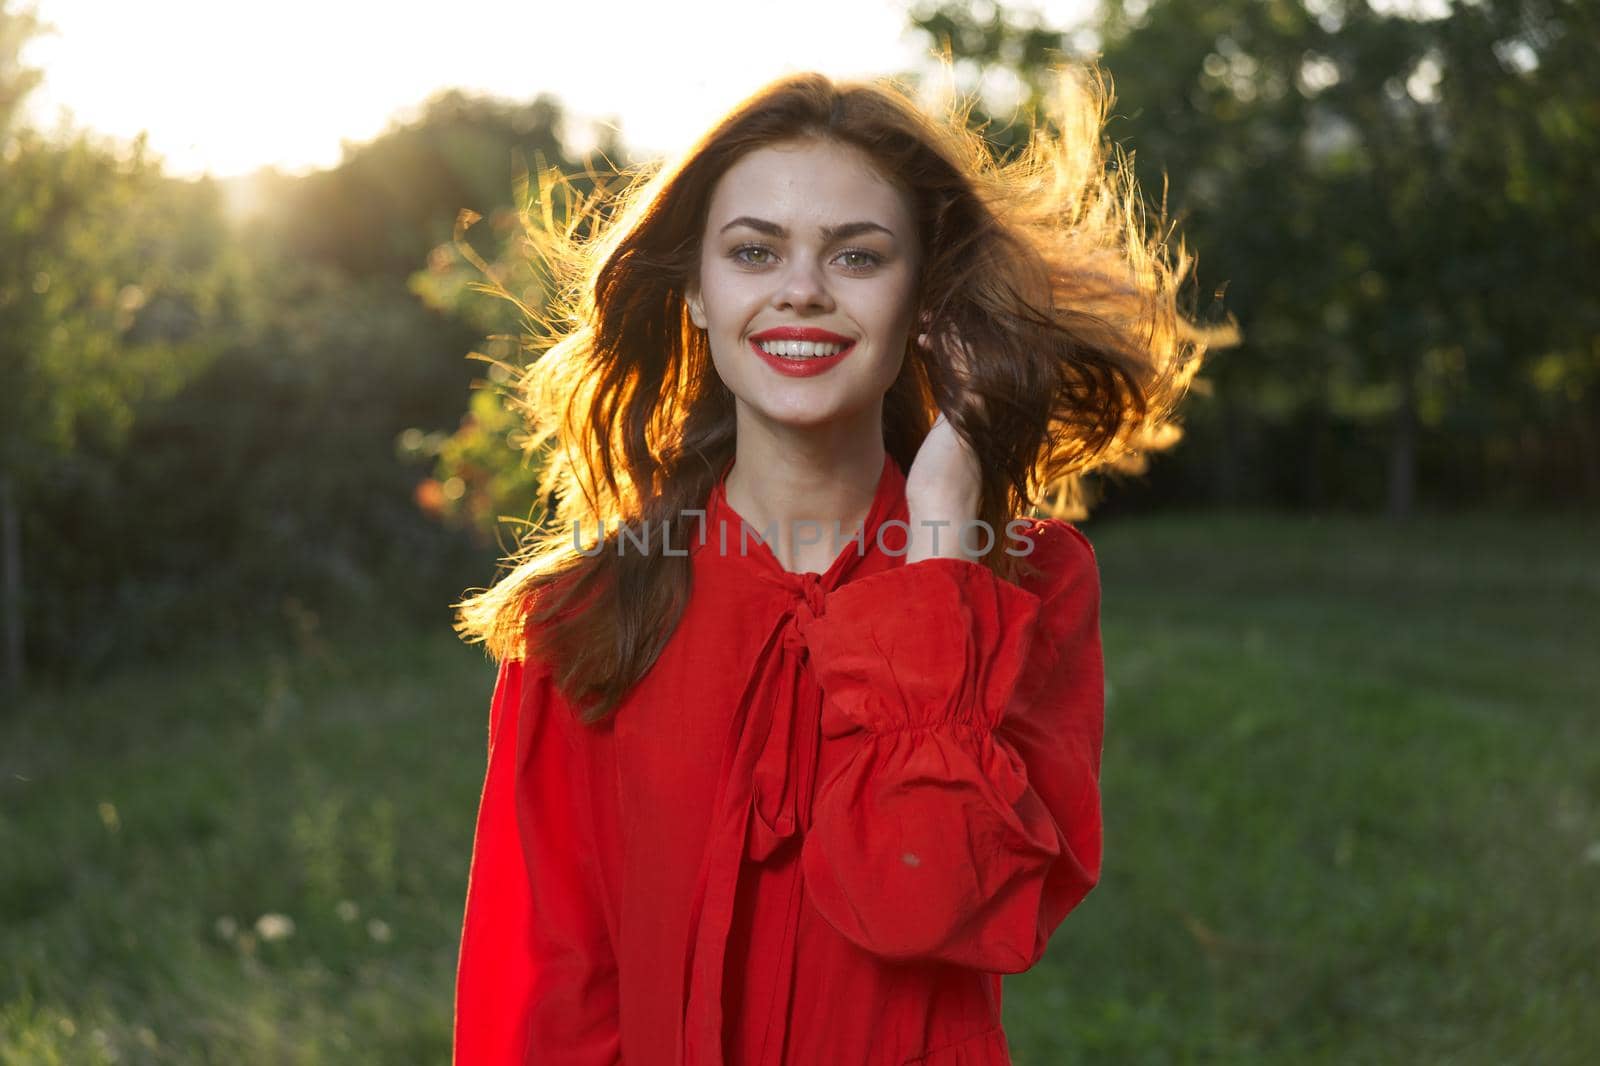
[{"xmin": 19, "ymin": 0, "xmax": 1099, "ymax": 180}]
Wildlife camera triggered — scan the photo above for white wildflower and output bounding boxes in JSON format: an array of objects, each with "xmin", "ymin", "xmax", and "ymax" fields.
[{"xmin": 255, "ymin": 913, "xmax": 296, "ymax": 941}]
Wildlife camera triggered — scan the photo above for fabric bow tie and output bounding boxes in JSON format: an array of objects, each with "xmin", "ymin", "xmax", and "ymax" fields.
[
  {"xmin": 681, "ymin": 567, "xmax": 837, "ymax": 1066},
  {"xmin": 748, "ymin": 568, "xmax": 828, "ymax": 861}
]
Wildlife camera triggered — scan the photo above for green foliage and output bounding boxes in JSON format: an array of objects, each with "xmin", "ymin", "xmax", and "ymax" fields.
[
  {"xmin": 256, "ymin": 89, "xmax": 613, "ymax": 284},
  {"xmin": 0, "ymin": 127, "xmax": 215, "ymax": 468},
  {"xmin": 910, "ymin": 0, "xmax": 1600, "ymax": 511},
  {"xmin": 0, "ymin": 2, "xmax": 624, "ymax": 679},
  {"xmin": 399, "ymin": 378, "xmax": 552, "ymax": 553},
  {"xmin": 406, "ymin": 147, "xmax": 621, "ymax": 547},
  {"xmin": 7, "ymin": 181, "xmax": 493, "ymax": 674},
  {"xmin": 0, "ymin": 0, "xmax": 45, "ymax": 141}
]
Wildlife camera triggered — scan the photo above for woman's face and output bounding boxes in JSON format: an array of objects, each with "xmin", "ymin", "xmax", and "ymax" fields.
[{"xmin": 686, "ymin": 137, "xmax": 920, "ymax": 430}]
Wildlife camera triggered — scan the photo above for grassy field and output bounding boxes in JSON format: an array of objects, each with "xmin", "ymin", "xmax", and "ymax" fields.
[{"xmin": 3, "ymin": 511, "xmax": 1596, "ymax": 1064}]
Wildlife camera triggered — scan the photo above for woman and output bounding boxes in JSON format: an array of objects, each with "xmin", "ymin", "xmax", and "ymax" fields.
[{"xmin": 450, "ymin": 63, "xmax": 1231, "ymax": 1065}]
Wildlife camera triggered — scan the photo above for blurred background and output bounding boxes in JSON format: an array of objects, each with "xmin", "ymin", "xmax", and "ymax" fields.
[{"xmin": 1, "ymin": 0, "xmax": 1595, "ymax": 1061}]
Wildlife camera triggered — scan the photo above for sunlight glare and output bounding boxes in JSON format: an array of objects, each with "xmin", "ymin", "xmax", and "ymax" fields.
[{"xmin": 9, "ymin": 0, "xmax": 1102, "ymax": 179}]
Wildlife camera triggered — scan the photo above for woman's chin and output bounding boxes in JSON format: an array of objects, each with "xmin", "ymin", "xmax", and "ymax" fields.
[{"xmin": 740, "ymin": 394, "xmax": 857, "ymax": 432}]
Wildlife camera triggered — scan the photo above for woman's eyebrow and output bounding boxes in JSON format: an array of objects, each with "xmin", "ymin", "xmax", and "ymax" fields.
[{"xmin": 718, "ymin": 216, "xmax": 896, "ymax": 242}]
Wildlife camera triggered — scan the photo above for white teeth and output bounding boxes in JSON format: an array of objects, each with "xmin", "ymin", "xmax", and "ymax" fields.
[{"xmin": 756, "ymin": 339, "xmax": 848, "ymax": 358}]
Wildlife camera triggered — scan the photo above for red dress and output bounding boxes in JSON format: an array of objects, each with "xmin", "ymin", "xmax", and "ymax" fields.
[{"xmin": 452, "ymin": 451, "xmax": 1104, "ymax": 1065}]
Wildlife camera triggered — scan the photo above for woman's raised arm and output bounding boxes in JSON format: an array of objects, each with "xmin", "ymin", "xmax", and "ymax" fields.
[{"xmin": 798, "ymin": 519, "xmax": 1104, "ymax": 972}]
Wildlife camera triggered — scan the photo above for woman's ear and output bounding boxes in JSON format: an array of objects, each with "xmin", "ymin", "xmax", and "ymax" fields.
[{"xmin": 685, "ymin": 285, "xmax": 707, "ymax": 329}]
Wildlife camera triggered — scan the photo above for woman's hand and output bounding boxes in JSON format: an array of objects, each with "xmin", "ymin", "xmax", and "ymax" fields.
[{"xmin": 904, "ymin": 319, "xmax": 985, "ymax": 564}]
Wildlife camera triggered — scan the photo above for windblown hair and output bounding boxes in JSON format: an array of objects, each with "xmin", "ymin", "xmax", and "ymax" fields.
[{"xmin": 452, "ymin": 61, "xmax": 1238, "ymax": 725}]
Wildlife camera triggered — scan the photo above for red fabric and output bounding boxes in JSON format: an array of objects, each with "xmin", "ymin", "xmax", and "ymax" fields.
[{"xmin": 453, "ymin": 451, "xmax": 1104, "ymax": 1065}]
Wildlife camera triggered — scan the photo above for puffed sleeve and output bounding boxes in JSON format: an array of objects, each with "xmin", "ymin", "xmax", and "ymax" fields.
[
  {"xmin": 453, "ymin": 651, "xmax": 622, "ymax": 1064},
  {"xmin": 797, "ymin": 519, "xmax": 1104, "ymax": 972}
]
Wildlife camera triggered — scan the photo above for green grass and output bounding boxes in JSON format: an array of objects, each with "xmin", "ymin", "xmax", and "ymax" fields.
[
  {"xmin": 1, "ymin": 617, "xmax": 496, "ymax": 1064},
  {"xmin": 3, "ymin": 511, "xmax": 1596, "ymax": 1064},
  {"xmin": 1004, "ymin": 509, "xmax": 1600, "ymax": 1064}
]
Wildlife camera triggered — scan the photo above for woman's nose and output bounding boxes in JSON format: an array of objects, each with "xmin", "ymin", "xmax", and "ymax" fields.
[{"xmin": 774, "ymin": 256, "xmax": 833, "ymax": 311}]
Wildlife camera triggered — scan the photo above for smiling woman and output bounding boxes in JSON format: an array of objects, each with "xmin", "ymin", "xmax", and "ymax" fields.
[
  {"xmin": 448, "ymin": 62, "xmax": 1234, "ymax": 1066},
  {"xmin": 685, "ymin": 139, "xmax": 921, "ymax": 421}
]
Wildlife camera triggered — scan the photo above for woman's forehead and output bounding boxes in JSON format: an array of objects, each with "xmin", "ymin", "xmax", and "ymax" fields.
[{"xmin": 707, "ymin": 141, "xmax": 913, "ymax": 235}]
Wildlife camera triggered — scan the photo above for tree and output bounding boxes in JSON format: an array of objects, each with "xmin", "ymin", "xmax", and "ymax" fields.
[
  {"xmin": 0, "ymin": 2, "xmax": 234, "ymax": 694},
  {"xmin": 908, "ymin": 0, "xmax": 1599, "ymax": 512}
]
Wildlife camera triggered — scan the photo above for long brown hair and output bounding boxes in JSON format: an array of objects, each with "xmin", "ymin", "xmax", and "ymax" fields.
[{"xmin": 452, "ymin": 61, "xmax": 1238, "ymax": 725}]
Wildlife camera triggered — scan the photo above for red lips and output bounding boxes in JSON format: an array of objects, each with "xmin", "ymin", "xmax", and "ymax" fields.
[
  {"xmin": 748, "ymin": 328, "xmax": 857, "ymax": 378},
  {"xmin": 748, "ymin": 326, "xmax": 855, "ymax": 345}
]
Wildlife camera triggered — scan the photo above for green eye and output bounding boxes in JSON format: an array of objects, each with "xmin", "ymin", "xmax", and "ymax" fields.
[{"xmin": 730, "ymin": 244, "xmax": 884, "ymax": 271}]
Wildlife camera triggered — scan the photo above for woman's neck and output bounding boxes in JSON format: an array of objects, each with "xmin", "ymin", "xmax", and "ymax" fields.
[{"xmin": 723, "ymin": 420, "xmax": 885, "ymax": 575}]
